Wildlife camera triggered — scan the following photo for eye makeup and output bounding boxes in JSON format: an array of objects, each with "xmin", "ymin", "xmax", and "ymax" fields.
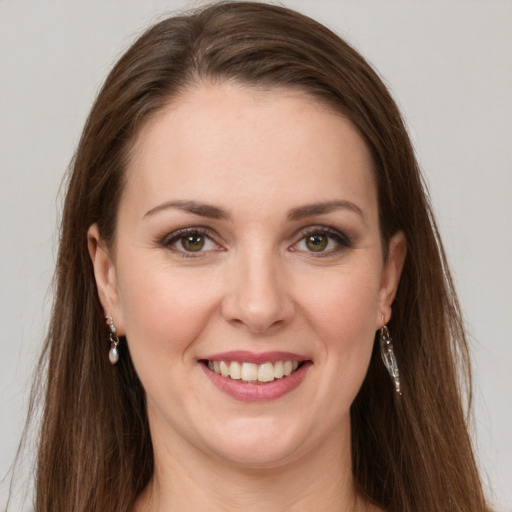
[{"xmin": 157, "ymin": 222, "xmax": 354, "ymax": 262}]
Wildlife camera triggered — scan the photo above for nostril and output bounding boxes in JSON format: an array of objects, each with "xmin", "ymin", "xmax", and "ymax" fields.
[
  {"xmin": 219, "ymin": 265, "xmax": 295, "ymax": 333},
  {"xmin": 228, "ymin": 316, "xmax": 286, "ymax": 334}
]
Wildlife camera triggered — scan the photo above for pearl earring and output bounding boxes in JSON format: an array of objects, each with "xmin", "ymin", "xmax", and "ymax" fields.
[{"xmin": 105, "ymin": 316, "xmax": 120, "ymax": 365}]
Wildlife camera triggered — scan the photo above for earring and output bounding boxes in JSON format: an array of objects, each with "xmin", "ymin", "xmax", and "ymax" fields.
[
  {"xmin": 379, "ymin": 324, "xmax": 402, "ymax": 396},
  {"xmin": 105, "ymin": 316, "xmax": 120, "ymax": 365}
]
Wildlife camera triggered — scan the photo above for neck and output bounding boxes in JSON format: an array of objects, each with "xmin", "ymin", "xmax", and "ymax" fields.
[{"xmin": 134, "ymin": 421, "xmax": 374, "ymax": 512}]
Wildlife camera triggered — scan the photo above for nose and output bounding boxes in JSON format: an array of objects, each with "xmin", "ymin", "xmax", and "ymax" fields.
[{"xmin": 221, "ymin": 250, "xmax": 295, "ymax": 334}]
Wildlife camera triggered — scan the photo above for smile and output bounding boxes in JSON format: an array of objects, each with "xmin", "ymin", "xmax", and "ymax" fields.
[
  {"xmin": 201, "ymin": 352, "xmax": 312, "ymax": 402},
  {"xmin": 206, "ymin": 360, "xmax": 301, "ymax": 383}
]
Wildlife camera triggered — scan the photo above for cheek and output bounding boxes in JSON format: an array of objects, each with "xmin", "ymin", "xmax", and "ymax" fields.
[
  {"xmin": 115, "ymin": 256, "xmax": 222, "ymax": 361},
  {"xmin": 296, "ymin": 263, "xmax": 381, "ymax": 384},
  {"xmin": 298, "ymin": 263, "xmax": 381, "ymax": 338}
]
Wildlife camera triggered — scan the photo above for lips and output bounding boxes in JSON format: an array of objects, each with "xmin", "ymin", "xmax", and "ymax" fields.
[{"xmin": 201, "ymin": 351, "xmax": 311, "ymax": 402}]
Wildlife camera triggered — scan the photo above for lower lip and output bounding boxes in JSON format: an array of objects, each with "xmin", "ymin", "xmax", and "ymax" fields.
[{"xmin": 201, "ymin": 362, "xmax": 312, "ymax": 402}]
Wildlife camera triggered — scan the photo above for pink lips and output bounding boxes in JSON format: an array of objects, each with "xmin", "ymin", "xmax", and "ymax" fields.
[{"xmin": 201, "ymin": 351, "xmax": 312, "ymax": 402}]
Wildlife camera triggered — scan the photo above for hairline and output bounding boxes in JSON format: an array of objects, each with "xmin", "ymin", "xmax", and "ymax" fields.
[{"xmin": 110, "ymin": 77, "xmax": 390, "ymax": 258}]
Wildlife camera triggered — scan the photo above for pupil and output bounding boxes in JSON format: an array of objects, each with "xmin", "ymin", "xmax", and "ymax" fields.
[
  {"xmin": 307, "ymin": 234, "xmax": 327, "ymax": 252},
  {"xmin": 182, "ymin": 235, "xmax": 204, "ymax": 251}
]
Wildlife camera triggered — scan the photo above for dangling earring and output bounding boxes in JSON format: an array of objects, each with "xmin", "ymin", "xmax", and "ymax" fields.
[
  {"xmin": 379, "ymin": 323, "xmax": 402, "ymax": 396},
  {"xmin": 105, "ymin": 316, "xmax": 120, "ymax": 365}
]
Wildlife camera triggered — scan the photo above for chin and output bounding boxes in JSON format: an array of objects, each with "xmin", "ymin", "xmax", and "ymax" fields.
[
  {"xmin": 199, "ymin": 416, "xmax": 319, "ymax": 468},
  {"xmin": 211, "ymin": 440, "xmax": 302, "ymax": 469}
]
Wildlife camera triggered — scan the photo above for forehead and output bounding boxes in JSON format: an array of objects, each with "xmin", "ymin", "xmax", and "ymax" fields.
[{"xmin": 123, "ymin": 83, "xmax": 377, "ymax": 220}]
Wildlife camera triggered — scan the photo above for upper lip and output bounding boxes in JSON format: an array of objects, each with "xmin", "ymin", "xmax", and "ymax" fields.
[{"xmin": 202, "ymin": 350, "xmax": 309, "ymax": 364}]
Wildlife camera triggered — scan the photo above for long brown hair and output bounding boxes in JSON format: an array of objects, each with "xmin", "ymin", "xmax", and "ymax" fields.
[{"xmin": 28, "ymin": 2, "xmax": 490, "ymax": 511}]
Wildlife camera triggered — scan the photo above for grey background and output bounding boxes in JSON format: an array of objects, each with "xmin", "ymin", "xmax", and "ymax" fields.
[{"xmin": 1, "ymin": 1, "xmax": 511, "ymax": 510}]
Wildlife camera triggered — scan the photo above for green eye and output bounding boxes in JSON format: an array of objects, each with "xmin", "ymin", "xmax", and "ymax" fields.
[
  {"xmin": 181, "ymin": 234, "xmax": 205, "ymax": 252},
  {"xmin": 306, "ymin": 234, "xmax": 328, "ymax": 252}
]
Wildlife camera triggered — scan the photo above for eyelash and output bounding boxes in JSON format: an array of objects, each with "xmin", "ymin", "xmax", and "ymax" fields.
[
  {"xmin": 291, "ymin": 226, "xmax": 352, "ymax": 256},
  {"xmin": 161, "ymin": 227, "xmax": 221, "ymax": 258},
  {"xmin": 160, "ymin": 225, "xmax": 352, "ymax": 258}
]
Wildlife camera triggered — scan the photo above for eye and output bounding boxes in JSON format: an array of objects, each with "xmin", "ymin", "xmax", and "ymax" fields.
[
  {"xmin": 305, "ymin": 233, "xmax": 329, "ymax": 252},
  {"xmin": 180, "ymin": 234, "xmax": 206, "ymax": 252},
  {"xmin": 291, "ymin": 227, "xmax": 351, "ymax": 255},
  {"xmin": 162, "ymin": 228, "xmax": 221, "ymax": 255}
]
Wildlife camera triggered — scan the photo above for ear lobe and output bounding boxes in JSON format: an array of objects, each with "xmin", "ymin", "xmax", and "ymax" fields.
[
  {"xmin": 378, "ymin": 231, "xmax": 407, "ymax": 325},
  {"xmin": 87, "ymin": 224, "xmax": 122, "ymax": 329}
]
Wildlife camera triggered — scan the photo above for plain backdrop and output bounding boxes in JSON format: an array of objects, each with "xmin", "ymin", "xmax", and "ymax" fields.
[{"xmin": 1, "ymin": 1, "xmax": 511, "ymax": 510}]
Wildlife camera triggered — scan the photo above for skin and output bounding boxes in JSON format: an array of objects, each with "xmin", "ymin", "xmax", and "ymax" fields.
[{"xmin": 89, "ymin": 83, "xmax": 406, "ymax": 512}]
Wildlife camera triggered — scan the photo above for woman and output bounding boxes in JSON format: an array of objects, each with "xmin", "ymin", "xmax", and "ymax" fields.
[{"xmin": 29, "ymin": 2, "xmax": 491, "ymax": 511}]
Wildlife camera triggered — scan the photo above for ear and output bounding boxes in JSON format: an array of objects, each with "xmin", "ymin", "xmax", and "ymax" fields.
[
  {"xmin": 87, "ymin": 224, "xmax": 124, "ymax": 334},
  {"xmin": 377, "ymin": 231, "xmax": 407, "ymax": 327}
]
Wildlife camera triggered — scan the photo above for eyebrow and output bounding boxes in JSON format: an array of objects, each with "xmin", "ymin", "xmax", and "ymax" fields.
[
  {"xmin": 287, "ymin": 200, "xmax": 366, "ymax": 223},
  {"xmin": 143, "ymin": 199, "xmax": 365, "ymax": 223},
  {"xmin": 143, "ymin": 200, "xmax": 231, "ymax": 220}
]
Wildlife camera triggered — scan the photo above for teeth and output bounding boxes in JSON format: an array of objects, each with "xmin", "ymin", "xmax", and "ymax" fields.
[
  {"xmin": 258, "ymin": 362, "xmax": 274, "ymax": 382},
  {"xmin": 241, "ymin": 362, "xmax": 258, "ymax": 381},
  {"xmin": 207, "ymin": 359, "xmax": 302, "ymax": 382},
  {"xmin": 274, "ymin": 360, "xmax": 284, "ymax": 379},
  {"xmin": 219, "ymin": 360, "xmax": 230, "ymax": 377},
  {"xmin": 229, "ymin": 361, "xmax": 242, "ymax": 380}
]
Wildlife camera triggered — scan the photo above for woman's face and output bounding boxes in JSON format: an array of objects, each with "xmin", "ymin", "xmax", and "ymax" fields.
[{"xmin": 90, "ymin": 83, "xmax": 405, "ymax": 468}]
